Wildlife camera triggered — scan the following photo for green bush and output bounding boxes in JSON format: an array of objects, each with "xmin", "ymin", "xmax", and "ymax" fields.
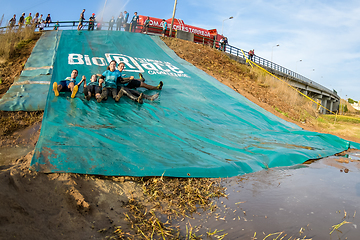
[{"xmin": 348, "ymin": 98, "xmax": 358, "ymax": 104}]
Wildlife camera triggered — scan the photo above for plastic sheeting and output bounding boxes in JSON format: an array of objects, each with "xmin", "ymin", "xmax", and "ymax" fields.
[
  {"xmin": 0, "ymin": 31, "xmax": 61, "ymax": 111},
  {"xmin": 30, "ymin": 30, "xmax": 360, "ymax": 177}
]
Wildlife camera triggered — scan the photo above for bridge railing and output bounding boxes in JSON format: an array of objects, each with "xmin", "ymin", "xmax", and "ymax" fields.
[{"xmin": 220, "ymin": 43, "xmax": 338, "ymax": 99}]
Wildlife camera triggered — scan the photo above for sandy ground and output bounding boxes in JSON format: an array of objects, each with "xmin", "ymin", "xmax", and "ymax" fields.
[{"xmin": 0, "ymin": 123, "xmax": 146, "ymax": 239}]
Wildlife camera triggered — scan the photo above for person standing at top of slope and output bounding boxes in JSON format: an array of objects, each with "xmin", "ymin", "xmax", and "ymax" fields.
[
  {"xmin": 9, "ymin": 14, "xmax": 16, "ymax": 29},
  {"xmin": 161, "ymin": 19, "xmax": 167, "ymax": 37},
  {"xmin": 116, "ymin": 12, "xmax": 123, "ymax": 31},
  {"xmin": 123, "ymin": 11, "xmax": 129, "ymax": 24},
  {"xmin": 53, "ymin": 69, "xmax": 86, "ymax": 98},
  {"xmin": 45, "ymin": 14, "xmax": 52, "ymax": 27},
  {"xmin": 142, "ymin": 16, "xmax": 150, "ymax": 34},
  {"xmin": 88, "ymin": 13, "xmax": 95, "ymax": 31},
  {"xmin": 25, "ymin": 13, "xmax": 32, "ymax": 26},
  {"xmin": 78, "ymin": 9, "xmax": 85, "ymax": 30},
  {"xmin": 130, "ymin": 12, "xmax": 139, "ymax": 32},
  {"xmin": 108, "ymin": 16, "xmax": 115, "ymax": 31},
  {"xmin": 18, "ymin": 12, "xmax": 25, "ymax": 27}
]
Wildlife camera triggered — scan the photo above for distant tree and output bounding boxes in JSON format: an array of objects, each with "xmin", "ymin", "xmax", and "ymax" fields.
[{"xmin": 348, "ymin": 98, "xmax": 358, "ymax": 104}]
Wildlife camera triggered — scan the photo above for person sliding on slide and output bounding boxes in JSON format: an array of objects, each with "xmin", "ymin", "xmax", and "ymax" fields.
[
  {"xmin": 97, "ymin": 61, "xmax": 144, "ymax": 103},
  {"xmin": 53, "ymin": 69, "xmax": 85, "ymax": 98}
]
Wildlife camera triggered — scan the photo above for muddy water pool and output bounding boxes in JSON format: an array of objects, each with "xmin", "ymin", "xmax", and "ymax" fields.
[{"xmin": 176, "ymin": 150, "xmax": 360, "ymax": 239}]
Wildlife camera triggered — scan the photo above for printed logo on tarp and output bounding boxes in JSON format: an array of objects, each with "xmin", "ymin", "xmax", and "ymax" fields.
[{"xmin": 68, "ymin": 53, "xmax": 190, "ymax": 78}]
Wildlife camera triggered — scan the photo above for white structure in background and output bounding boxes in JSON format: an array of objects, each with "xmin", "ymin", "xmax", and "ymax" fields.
[{"xmin": 351, "ymin": 102, "xmax": 360, "ymax": 110}]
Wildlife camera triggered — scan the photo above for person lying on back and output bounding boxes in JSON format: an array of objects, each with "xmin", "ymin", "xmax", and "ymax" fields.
[{"xmin": 116, "ymin": 62, "xmax": 163, "ymax": 91}]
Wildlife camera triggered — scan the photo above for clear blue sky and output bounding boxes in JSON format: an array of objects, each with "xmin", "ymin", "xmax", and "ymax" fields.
[{"xmin": 2, "ymin": 0, "xmax": 360, "ymax": 100}]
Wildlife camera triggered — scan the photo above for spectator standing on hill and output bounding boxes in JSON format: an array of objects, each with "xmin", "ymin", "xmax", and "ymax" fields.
[
  {"xmin": 142, "ymin": 16, "xmax": 150, "ymax": 34},
  {"xmin": 53, "ymin": 21, "xmax": 60, "ymax": 30},
  {"xmin": 25, "ymin": 13, "xmax": 32, "ymax": 26},
  {"xmin": 123, "ymin": 11, "xmax": 129, "ymax": 24},
  {"xmin": 38, "ymin": 20, "xmax": 45, "ymax": 31},
  {"xmin": 223, "ymin": 37, "xmax": 228, "ymax": 52},
  {"xmin": 88, "ymin": 13, "xmax": 95, "ymax": 31},
  {"xmin": 116, "ymin": 12, "xmax": 123, "ymax": 31},
  {"xmin": 45, "ymin": 14, "xmax": 51, "ymax": 27},
  {"xmin": 123, "ymin": 11, "xmax": 129, "ymax": 31},
  {"xmin": 78, "ymin": 9, "xmax": 85, "ymax": 30},
  {"xmin": 38, "ymin": 14, "xmax": 43, "ymax": 24},
  {"xmin": 19, "ymin": 13, "xmax": 25, "ymax": 27},
  {"xmin": 130, "ymin": 12, "xmax": 139, "ymax": 32},
  {"xmin": 32, "ymin": 13, "xmax": 39, "ymax": 27},
  {"xmin": 108, "ymin": 16, "xmax": 115, "ymax": 30},
  {"xmin": 219, "ymin": 37, "xmax": 225, "ymax": 51},
  {"xmin": 248, "ymin": 49, "xmax": 255, "ymax": 61},
  {"xmin": 9, "ymin": 14, "xmax": 16, "ymax": 29},
  {"xmin": 161, "ymin": 19, "xmax": 167, "ymax": 37}
]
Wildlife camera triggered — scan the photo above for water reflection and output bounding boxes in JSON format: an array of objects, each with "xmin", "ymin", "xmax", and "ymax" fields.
[{"xmin": 175, "ymin": 150, "xmax": 360, "ymax": 239}]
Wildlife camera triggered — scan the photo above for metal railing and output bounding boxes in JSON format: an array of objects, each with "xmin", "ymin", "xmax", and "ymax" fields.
[{"xmin": 222, "ymin": 44, "xmax": 339, "ymax": 98}]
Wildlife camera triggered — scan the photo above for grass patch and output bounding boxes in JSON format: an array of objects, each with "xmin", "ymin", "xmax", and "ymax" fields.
[
  {"xmin": 322, "ymin": 114, "xmax": 360, "ymax": 124},
  {"xmin": 0, "ymin": 27, "xmax": 38, "ymax": 60},
  {"xmin": 0, "ymin": 111, "xmax": 43, "ymax": 136}
]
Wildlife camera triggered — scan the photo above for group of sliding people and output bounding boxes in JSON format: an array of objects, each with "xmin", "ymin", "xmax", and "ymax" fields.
[{"xmin": 52, "ymin": 61, "xmax": 163, "ymax": 104}]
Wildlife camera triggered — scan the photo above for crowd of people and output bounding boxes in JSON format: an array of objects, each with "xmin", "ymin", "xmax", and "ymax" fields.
[
  {"xmin": 7, "ymin": 8, "xmax": 148, "ymax": 33},
  {"xmin": 53, "ymin": 61, "xmax": 163, "ymax": 104},
  {"xmin": 7, "ymin": 12, "xmax": 57, "ymax": 31},
  {"xmin": 77, "ymin": 9, "xmax": 147, "ymax": 33}
]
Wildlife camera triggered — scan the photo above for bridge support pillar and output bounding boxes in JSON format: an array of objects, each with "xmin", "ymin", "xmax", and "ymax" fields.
[
  {"xmin": 321, "ymin": 99, "xmax": 328, "ymax": 114},
  {"xmin": 329, "ymin": 101, "xmax": 333, "ymax": 114}
]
